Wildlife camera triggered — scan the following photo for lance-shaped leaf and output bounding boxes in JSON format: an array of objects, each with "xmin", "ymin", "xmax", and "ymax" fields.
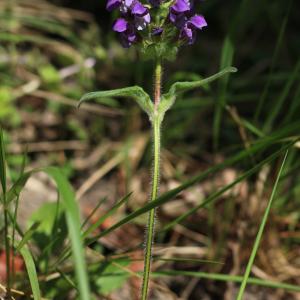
[
  {"xmin": 19, "ymin": 245, "xmax": 41, "ymax": 300},
  {"xmin": 79, "ymin": 86, "xmax": 153, "ymax": 117},
  {"xmin": 159, "ymin": 67, "xmax": 237, "ymax": 118}
]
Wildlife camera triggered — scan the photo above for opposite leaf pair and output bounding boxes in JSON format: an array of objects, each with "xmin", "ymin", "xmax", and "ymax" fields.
[{"xmin": 79, "ymin": 66, "xmax": 237, "ymax": 124}]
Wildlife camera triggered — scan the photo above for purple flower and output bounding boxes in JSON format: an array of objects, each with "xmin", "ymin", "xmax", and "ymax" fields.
[
  {"xmin": 171, "ymin": 0, "xmax": 190, "ymax": 13},
  {"xmin": 113, "ymin": 18, "xmax": 138, "ymax": 48},
  {"xmin": 180, "ymin": 15, "xmax": 207, "ymax": 44},
  {"xmin": 189, "ymin": 15, "xmax": 207, "ymax": 30},
  {"xmin": 169, "ymin": 0, "xmax": 191, "ymax": 28},
  {"xmin": 132, "ymin": 1, "xmax": 147, "ymax": 14},
  {"xmin": 107, "ymin": 0, "xmax": 207, "ymax": 49},
  {"xmin": 113, "ymin": 18, "xmax": 128, "ymax": 32},
  {"xmin": 107, "ymin": 0, "xmax": 151, "ymax": 47},
  {"xmin": 132, "ymin": 1, "xmax": 151, "ymax": 30}
]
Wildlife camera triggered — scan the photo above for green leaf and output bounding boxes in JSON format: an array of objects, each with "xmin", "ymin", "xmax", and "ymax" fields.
[
  {"xmin": 28, "ymin": 202, "xmax": 67, "ymax": 258},
  {"xmin": 152, "ymin": 270, "xmax": 300, "ymax": 292},
  {"xmin": 5, "ymin": 167, "xmax": 91, "ymax": 300},
  {"xmin": 213, "ymin": 38, "xmax": 235, "ymax": 150},
  {"xmin": 83, "ymin": 193, "xmax": 131, "ymax": 239},
  {"xmin": 4, "ymin": 171, "xmax": 33, "ymax": 204},
  {"xmin": 95, "ymin": 261, "xmax": 130, "ymax": 295},
  {"xmin": 159, "ymin": 67, "xmax": 237, "ymax": 118},
  {"xmin": 54, "ymin": 193, "xmax": 132, "ymax": 269},
  {"xmin": 236, "ymin": 151, "xmax": 289, "ymax": 300},
  {"xmin": 16, "ymin": 222, "xmax": 40, "ymax": 251},
  {"xmin": 19, "ymin": 246, "xmax": 42, "ymax": 300},
  {"xmin": 29, "ymin": 202, "xmax": 62, "ymax": 237},
  {"xmin": 45, "ymin": 167, "xmax": 91, "ymax": 300},
  {"xmin": 79, "ymin": 86, "xmax": 153, "ymax": 117},
  {"xmin": 81, "ymin": 197, "xmax": 107, "ymax": 230}
]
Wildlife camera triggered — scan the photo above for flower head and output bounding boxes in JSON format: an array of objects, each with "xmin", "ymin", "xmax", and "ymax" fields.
[{"xmin": 106, "ymin": 0, "xmax": 207, "ymax": 52}]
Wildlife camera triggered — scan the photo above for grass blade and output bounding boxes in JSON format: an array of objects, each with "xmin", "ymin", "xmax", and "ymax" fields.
[
  {"xmin": 45, "ymin": 167, "xmax": 91, "ymax": 300},
  {"xmin": 213, "ymin": 37, "xmax": 235, "ymax": 150},
  {"xmin": 81, "ymin": 197, "xmax": 107, "ymax": 230},
  {"xmin": 19, "ymin": 246, "xmax": 41, "ymax": 300},
  {"xmin": 263, "ymin": 59, "xmax": 300, "ymax": 132},
  {"xmin": 162, "ymin": 144, "xmax": 291, "ymax": 232},
  {"xmin": 16, "ymin": 222, "xmax": 40, "ymax": 251},
  {"xmin": 88, "ymin": 140, "xmax": 296, "ymax": 244},
  {"xmin": 236, "ymin": 150, "xmax": 289, "ymax": 300},
  {"xmin": 53, "ymin": 193, "xmax": 131, "ymax": 268},
  {"xmin": 153, "ymin": 270, "xmax": 300, "ymax": 293},
  {"xmin": 254, "ymin": 0, "xmax": 294, "ymax": 120},
  {"xmin": 83, "ymin": 193, "xmax": 131, "ymax": 238}
]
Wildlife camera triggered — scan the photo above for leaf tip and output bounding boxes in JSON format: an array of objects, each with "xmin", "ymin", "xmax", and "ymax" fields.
[{"xmin": 228, "ymin": 66, "xmax": 238, "ymax": 73}]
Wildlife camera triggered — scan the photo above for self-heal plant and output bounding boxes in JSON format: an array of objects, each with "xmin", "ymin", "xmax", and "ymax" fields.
[{"xmin": 80, "ymin": 1, "xmax": 236, "ymax": 299}]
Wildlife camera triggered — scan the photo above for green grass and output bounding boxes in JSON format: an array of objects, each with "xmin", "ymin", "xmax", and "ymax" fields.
[
  {"xmin": 236, "ymin": 150, "xmax": 289, "ymax": 299},
  {"xmin": 0, "ymin": 133, "xmax": 91, "ymax": 299},
  {"xmin": 19, "ymin": 246, "xmax": 42, "ymax": 300}
]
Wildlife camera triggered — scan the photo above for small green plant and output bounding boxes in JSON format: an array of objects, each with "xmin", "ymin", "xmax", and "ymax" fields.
[{"xmin": 80, "ymin": 1, "xmax": 236, "ymax": 299}]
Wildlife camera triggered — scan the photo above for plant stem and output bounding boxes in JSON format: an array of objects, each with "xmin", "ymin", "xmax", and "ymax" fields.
[
  {"xmin": 141, "ymin": 60, "xmax": 162, "ymax": 300},
  {"xmin": 154, "ymin": 59, "xmax": 162, "ymax": 109}
]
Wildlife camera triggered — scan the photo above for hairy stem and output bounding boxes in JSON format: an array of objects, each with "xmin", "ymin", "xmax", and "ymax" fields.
[
  {"xmin": 154, "ymin": 59, "xmax": 162, "ymax": 109},
  {"xmin": 141, "ymin": 60, "xmax": 162, "ymax": 300}
]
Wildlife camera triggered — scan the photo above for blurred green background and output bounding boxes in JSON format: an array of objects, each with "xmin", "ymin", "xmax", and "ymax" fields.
[{"xmin": 0, "ymin": 0, "xmax": 300, "ymax": 299}]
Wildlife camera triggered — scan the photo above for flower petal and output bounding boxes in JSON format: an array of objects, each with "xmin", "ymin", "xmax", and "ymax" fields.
[
  {"xmin": 106, "ymin": 0, "xmax": 121, "ymax": 11},
  {"xmin": 113, "ymin": 18, "xmax": 128, "ymax": 32},
  {"xmin": 189, "ymin": 15, "xmax": 207, "ymax": 29},
  {"xmin": 132, "ymin": 1, "xmax": 148, "ymax": 15},
  {"xmin": 171, "ymin": 0, "xmax": 190, "ymax": 13}
]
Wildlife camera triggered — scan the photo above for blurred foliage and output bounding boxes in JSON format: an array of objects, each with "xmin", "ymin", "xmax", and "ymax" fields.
[{"xmin": 0, "ymin": 0, "xmax": 300, "ymax": 299}]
